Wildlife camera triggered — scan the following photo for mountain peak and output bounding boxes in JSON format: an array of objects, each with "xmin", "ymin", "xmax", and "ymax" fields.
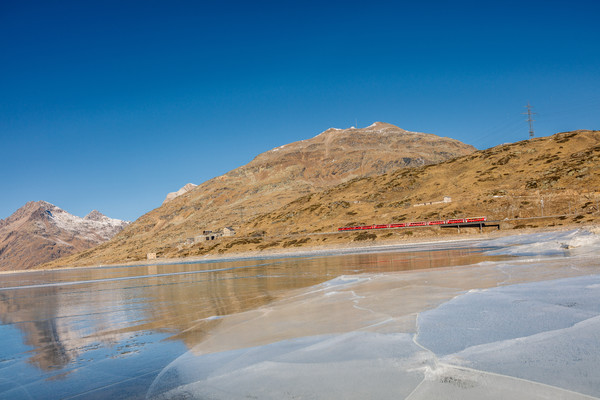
[
  {"xmin": 318, "ymin": 122, "xmax": 411, "ymax": 137},
  {"xmin": 84, "ymin": 210, "xmax": 106, "ymax": 221},
  {"xmin": 364, "ymin": 121, "xmax": 405, "ymax": 131},
  {"xmin": 1, "ymin": 201, "xmax": 59, "ymax": 225},
  {"xmin": 25, "ymin": 200, "xmax": 56, "ymax": 211},
  {"xmin": 163, "ymin": 183, "xmax": 198, "ymax": 204}
]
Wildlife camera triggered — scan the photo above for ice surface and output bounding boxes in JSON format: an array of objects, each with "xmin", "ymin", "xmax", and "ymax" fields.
[
  {"xmin": 442, "ymin": 316, "xmax": 600, "ymax": 397},
  {"xmin": 418, "ymin": 275, "xmax": 600, "ymax": 397},
  {"xmin": 147, "ymin": 332, "xmax": 428, "ymax": 400},
  {"xmin": 318, "ymin": 274, "xmax": 370, "ymax": 288},
  {"xmin": 417, "ymin": 275, "xmax": 600, "ymax": 355},
  {"xmin": 405, "ymin": 363, "xmax": 596, "ymax": 400},
  {"xmin": 146, "ymin": 229, "xmax": 600, "ymax": 399},
  {"xmin": 483, "ymin": 229, "xmax": 600, "ymax": 257}
]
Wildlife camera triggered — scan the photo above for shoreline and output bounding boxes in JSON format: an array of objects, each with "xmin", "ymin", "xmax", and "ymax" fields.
[{"xmin": 3, "ymin": 223, "xmax": 594, "ymax": 275}]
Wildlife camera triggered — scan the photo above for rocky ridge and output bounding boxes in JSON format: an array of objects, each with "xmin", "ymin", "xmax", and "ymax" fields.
[{"xmin": 163, "ymin": 183, "xmax": 197, "ymax": 205}]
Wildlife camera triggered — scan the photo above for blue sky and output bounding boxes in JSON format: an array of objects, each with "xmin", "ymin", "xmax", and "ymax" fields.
[{"xmin": 1, "ymin": 0, "xmax": 599, "ymax": 221}]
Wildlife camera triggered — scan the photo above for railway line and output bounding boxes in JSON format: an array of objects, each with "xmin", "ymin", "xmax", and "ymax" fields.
[{"xmin": 338, "ymin": 217, "xmax": 499, "ymax": 232}]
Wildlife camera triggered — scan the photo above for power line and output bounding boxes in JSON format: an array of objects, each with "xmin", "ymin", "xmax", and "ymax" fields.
[{"xmin": 469, "ymin": 116, "xmax": 524, "ymax": 149}]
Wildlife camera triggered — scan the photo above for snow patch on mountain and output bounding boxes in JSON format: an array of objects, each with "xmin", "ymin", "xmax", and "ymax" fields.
[{"xmin": 46, "ymin": 204, "xmax": 129, "ymax": 241}]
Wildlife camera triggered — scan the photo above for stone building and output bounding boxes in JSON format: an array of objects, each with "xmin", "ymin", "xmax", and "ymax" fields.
[{"xmin": 222, "ymin": 227, "xmax": 236, "ymax": 237}]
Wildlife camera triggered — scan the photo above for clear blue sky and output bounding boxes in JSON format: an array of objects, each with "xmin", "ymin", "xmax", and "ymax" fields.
[{"xmin": 1, "ymin": 0, "xmax": 599, "ymax": 221}]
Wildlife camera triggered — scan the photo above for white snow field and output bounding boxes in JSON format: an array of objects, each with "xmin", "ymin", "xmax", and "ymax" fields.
[{"xmin": 147, "ymin": 229, "xmax": 600, "ymax": 399}]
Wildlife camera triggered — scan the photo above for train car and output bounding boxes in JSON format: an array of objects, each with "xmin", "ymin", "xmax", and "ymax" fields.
[
  {"xmin": 340, "ymin": 216, "xmax": 487, "ymax": 231},
  {"xmin": 428, "ymin": 220, "xmax": 445, "ymax": 225},
  {"xmin": 466, "ymin": 217, "xmax": 487, "ymax": 223},
  {"xmin": 338, "ymin": 226, "xmax": 360, "ymax": 231},
  {"xmin": 408, "ymin": 221, "xmax": 427, "ymax": 227}
]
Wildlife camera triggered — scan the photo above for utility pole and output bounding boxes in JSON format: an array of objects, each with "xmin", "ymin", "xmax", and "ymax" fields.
[{"xmin": 523, "ymin": 102, "xmax": 536, "ymax": 139}]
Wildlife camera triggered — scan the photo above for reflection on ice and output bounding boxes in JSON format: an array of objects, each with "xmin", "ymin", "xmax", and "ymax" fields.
[{"xmin": 148, "ymin": 229, "xmax": 600, "ymax": 399}]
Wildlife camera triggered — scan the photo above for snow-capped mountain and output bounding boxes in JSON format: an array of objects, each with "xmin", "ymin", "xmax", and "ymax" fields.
[{"xmin": 0, "ymin": 201, "xmax": 130, "ymax": 271}]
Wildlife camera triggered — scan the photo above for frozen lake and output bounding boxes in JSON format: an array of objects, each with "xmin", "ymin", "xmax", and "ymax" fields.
[{"xmin": 1, "ymin": 230, "xmax": 599, "ymax": 399}]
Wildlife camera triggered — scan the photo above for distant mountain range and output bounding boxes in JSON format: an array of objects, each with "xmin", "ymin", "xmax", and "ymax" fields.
[
  {"xmin": 0, "ymin": 201, "xmax": 129, "ymax": 271},
  {"xmin": 42, "ymin": 122, "xmax": 476, "ymax": 267}
]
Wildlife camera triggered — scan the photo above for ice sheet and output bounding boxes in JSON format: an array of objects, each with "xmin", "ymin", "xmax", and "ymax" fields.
[
  {"xmin": 405, "ymin": 363, "xmax": 596, "ymax": 400},
  {"xmin": 418, "ymin": 275, "xmax": 600, "ymax": 397},
  {"xmin": 441, "ymin": 316, "xmax": 600, "ymax": 398},
  {"xmin": 147, "ymin": 332, "xmax": 429, "ymax": 400},
  {"xmin": 417, "ymin": 275, "xmax": 600, "ymax": 355},
  {"xmin": 482, "ymin": 228, "xmax": 600, "ymax": 257},
  {"xmin": 147, "ymin": 244, "xmax": 600, "ymax": 399}
]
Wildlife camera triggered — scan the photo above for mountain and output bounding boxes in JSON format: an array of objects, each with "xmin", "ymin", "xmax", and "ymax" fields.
[
  {"xmin": 0, "ymin": 201, "xmax": 129, "ymax": 271},
  {"xmin": 163, "ymin": 183, "xmax": 197, "ymax": 205},
  {"xmin": 55, "ymin": 128, "xmax": 598, "ymax": 261},
  {"xmin": 42, "ymin": 122, "xmax": 476, "ymax": 267},
  {"xmin": 217, "ymin": 129, "xmax": 598, "ymax": 252}
]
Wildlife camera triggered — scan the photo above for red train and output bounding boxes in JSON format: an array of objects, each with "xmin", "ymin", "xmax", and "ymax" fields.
[{"xmin": 338, "ymin": 217, "xmax": 487, "ymax": 231}]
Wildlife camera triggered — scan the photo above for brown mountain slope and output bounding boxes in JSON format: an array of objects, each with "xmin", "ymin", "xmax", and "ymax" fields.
[
  {"xmin": 244, "ymin": 129, "xmax": 600, "ymax": 236},
  {"xmin": 42, "ymin": 122, "xmax": 475, "ymax": 267},
  {"xmin": 152, "ymin": 129, "xmax": 600, "ymax": 256},
  {"xmin": 0, "ymin": 201, "xmax": 129, "ymax": 271}
]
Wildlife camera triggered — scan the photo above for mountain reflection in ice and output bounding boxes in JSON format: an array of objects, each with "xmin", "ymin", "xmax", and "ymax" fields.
[{"xmin": 148, "ymin": 230, "xmax": 600, "ymax": 400}]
